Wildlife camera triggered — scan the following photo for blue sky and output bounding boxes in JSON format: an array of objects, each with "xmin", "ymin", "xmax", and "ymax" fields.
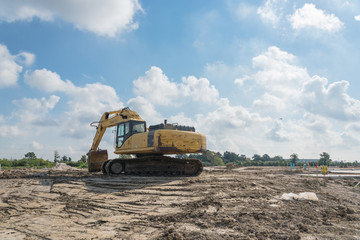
[{"xmin": 1, "ymin": 0, "xmax": 360, "ymax": 161}]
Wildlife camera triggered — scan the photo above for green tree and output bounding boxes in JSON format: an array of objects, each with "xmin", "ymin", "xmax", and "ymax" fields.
[
  {"xmin": 79, "ymin": 155, "xmax": 87, "ymax": 163},
  {"xmin": 272, "ymin": 155, "xmax": 284, "ymax": 161},
  {"xmin": 61, "ymin": 155, "xmax": 69, "ymax": 162},
  {"xmin": 25, "ymin": 152, "xmax": 36, "ymax": 159},
  {"xmin": 239, "ymin": 154, "xmax": 247, "ymax": 161},
  {"xmin": 223, "ymin": 151, "xmax": 240, "ymax": 164},
  {"xmin": 78, "ymin": 155, "xmax": 88, "ymax": 168},
  {"xmin": 186, "ymin": 152, "xmax": 210, "ymax": 166},
  {"xmin": 244, "ymin": 158, "xmax": 252, "ymax": 166},
  {"xmin": 1, "ymin": 158, "xmax": 12, "ymax": 168},
  {"xmin": 54, "ymin": 150, "xmax": 60, "ymax": 163},
  {"xmin": 205, "ymin": 151, "xmax": 224, "ymax": 166},
  {"xmin": 290, "ymin": 153, "xmax": 298, "ymax": 165},
  {"xmin": 252, "ymin": 154, "xmax": 262, "ymax": 161},
  {"xmin": 262, "ymin": 154, "xmax": 271, "ymax": 161},
  {"xmin": 319, "ymin": 152, "xmax": 331, "ymax": 166}
]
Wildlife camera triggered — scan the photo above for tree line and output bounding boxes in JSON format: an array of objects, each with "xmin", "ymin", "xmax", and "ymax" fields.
[
  {"xmin": 176, "ymin": 151, "xmax": 360, "ymax": 167},
  {"xmin": 1, "ymin": 150, "xmax": 359, "ymax": 169},
  {"xmin": 0, "ymin": 151, "xmax": 88, "ymax": 169}
]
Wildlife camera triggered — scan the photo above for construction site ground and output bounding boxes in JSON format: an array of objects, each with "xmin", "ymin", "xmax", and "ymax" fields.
[{"xmin": 0, "ymin": 166, "xmax": 359, "ymax": 240}]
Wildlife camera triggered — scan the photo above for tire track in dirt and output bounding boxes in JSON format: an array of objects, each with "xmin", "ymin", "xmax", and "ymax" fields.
[{"xmin": 0, "ymin": 167, "xmax": 359, "ymax": 239}]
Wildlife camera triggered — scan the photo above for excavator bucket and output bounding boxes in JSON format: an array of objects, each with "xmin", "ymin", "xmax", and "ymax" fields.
[{"xmin": 87, "ymin": 149, "xmax": 108, "ymax": 172}]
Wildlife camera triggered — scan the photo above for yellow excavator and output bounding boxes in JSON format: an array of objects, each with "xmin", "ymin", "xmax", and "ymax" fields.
[{"xmin": 87, "ymin": 107, "xmax": 206, "ymax": 176}]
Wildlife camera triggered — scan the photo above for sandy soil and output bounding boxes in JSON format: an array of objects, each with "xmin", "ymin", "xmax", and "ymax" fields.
[{"xmin": 0, "ymin": 166, "xmax": 359, "ymax": 240}]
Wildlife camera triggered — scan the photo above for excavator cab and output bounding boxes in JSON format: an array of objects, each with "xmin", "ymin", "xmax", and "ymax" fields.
[{"xmin": 116, "ymin": 120, "xmax": 146, "ymax": 148}]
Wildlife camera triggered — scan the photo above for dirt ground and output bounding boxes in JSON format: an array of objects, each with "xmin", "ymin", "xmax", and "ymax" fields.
[{"xmin": 0, "ymin": 166, "xmax": 359, "ymax": 240}]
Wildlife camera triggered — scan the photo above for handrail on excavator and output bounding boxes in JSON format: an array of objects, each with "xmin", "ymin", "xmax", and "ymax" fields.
[{"xmin": 90, "ymin": 121, "xmax": 99, "ymax": 128}]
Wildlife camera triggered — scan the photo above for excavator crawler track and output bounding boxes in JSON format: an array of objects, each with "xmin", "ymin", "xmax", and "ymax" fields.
[{"xmin": 101, "ymin": 156, "xmax": 203, "ymax": 176}]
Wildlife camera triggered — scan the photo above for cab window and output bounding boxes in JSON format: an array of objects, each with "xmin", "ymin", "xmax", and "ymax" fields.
[
  {"xmin": 116, "ymin": 121, "xmax": 145, "ymax": 148},
  {"xmin": 117, "ymin": 122, "xmax": 130, "ymax": 147},
  {"xmin": 125, "ymin": 122, "xmax": 130, "ymax": 135},
  {"xmin": 132, "ymin": 122, "xmax": 145, "ymax": 134}
]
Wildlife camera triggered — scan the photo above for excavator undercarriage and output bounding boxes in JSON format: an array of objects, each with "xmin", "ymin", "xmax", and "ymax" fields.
[{"xmin": 101, "ymin": 155, "xmax": 203, "ymax": 176}]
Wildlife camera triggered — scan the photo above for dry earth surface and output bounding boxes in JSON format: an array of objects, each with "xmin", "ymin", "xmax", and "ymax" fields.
[{"xmin": 0, "ymin": 166, "xmax": 359, "ymax": 240}]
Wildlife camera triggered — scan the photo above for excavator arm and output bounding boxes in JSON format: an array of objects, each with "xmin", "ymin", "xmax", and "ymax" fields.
[
  {"xmin": 90, "ymin": 108, "xmax": 144, "ymax": 151},
  {"xmin": 87, "ymin": 107, "xmax": 144, "ymax": 171}
]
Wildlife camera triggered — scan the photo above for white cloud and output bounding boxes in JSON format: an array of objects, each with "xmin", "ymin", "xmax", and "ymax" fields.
[
  {"xmin": 253, "ymin": 93, "xmax": 286, "ymax": 113},
  {"xmin": 298, "ymin": 76, "xmax": 360, "ymax": 121},
  {"xmin": 248, "ymin": 46, "xmax": 360, "ymax": 124},
  {"xmin": 25, "ymin": 69, "xmax": 121, "ymax": 115},
  {"xmin": 127, "ymin": 96, "xmax": 163, "ymax": 124},
  {"xmin": 288, "ymin": 116, "xmax": 340, "ymax": 157},
  {"xmin": 0, "ymin": 43, "xmax": 35, "ymax": 88},
  {"xmin": 15, "ymin": 52, "xmax": 35, "ymax": 66},
  {"xmin": 25, "ymin": 68, "xmax": 73, "ymax": 92},
  {"xmin": 229, "ymin": 2, "xmax": 257, "ymax": 20},
  {"xmin": 133, "ymin": 66, "xmax": 180, "ymax": 106},
  {"xmin": 199, "ymin": 98, "xmax": 261, "ymax": 133},
  {"xmin": 66, "ymin": 82, "xmax": 121, "ymax": 118},
  {"xmin": 234, "ymin": 75, "xmax": 251, "ymax": 88},
  {"xmin": 168, "ymin": 112, "xmax": 196, "ymax": 128},
  {"xmin": 0, "ymin": 125, "xmax": 20, "ymax": 137},
  {"xmin": 0, "ymin": 0, "xmax": 143, "ymax": 37},
  {"xmin": 346, "ymin": 123, "xmax": 360, "ymax": 132},
  {"xmin": 252, "ymin": 46, "xmax": 310, "ymax": 96},
  {"xmin": 266, "ymin": 120, "xmax": 289, "ymax": 142},
  {"xmin": 130, "ymin": 66, "xmax": 299, "ymax": 156},
  {"xmin": 288, "ymin": 3, "xmax": 344, "ymax": 33},
  {"xmin": 257, "ymin": 0, "xmax": 282, "ymax": 26},
  {"xmin": 12, "ymin": 95, "xmax": 60, "ymax": 124},
  {"xmin": 0, "ymin": 44, "xmax": 23, "ymax": 88},
  {"xmin": 23, "ymin": 68, "xmax": 123, "ymax": 140},
  {"xmin": 133, "ymin": 66, "xmax": 219, "ymax": 106},
  {"xmin": 194, "ymin": 98, "xmax": 271, "ymax": 155},
  {"xmin": 302, "ymin": 113, "xmax": 329, "ymax": 134},
  {"xmin": 3, "ymin": 67, "xmax": 126, "ymax": 160},
  {"xmin": 205, "ymin": 61, "xmax": 247, "ymax": 85},
  {"xmin": 355, "ymin": 15, "xmax": 360, "ymax": 21},
  {"xmin": 180, "ymin": 76, "xmax": 219, "ymax": 103},
  {"xmin": 198, "ymin": 45, "xmax": 360, "ymax": 160},
  {"xmin": 341, "ymin": 123, "xmax": 360, "ymax": 148},
  {"xmin": 31, "ymin": 141, "xmax": 44, "ymax": 150},
  {"xmin": 0, "ymin": 1, "xmax": 53, "ymax": 21}
]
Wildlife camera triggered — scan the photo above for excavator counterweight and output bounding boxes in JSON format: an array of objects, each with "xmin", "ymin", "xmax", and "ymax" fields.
[{"xmin": 87, "ymin": 107, "xmax": 206, "ymax": 176}]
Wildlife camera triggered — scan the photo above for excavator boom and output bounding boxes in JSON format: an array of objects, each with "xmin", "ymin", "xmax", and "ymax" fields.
[{"xmin": 90, "ymin": 108, "xmax": 144, "ymax": 151}]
